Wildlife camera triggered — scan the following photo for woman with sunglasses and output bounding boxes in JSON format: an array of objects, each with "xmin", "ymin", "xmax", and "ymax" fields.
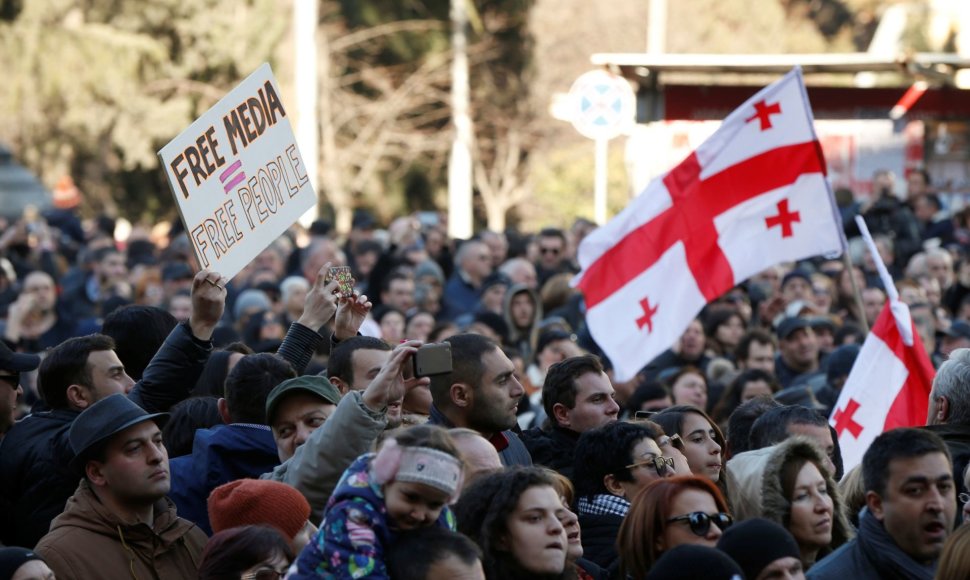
[
  {"xmin": 198, "ymin": 524, "xmax": 294, "ymax": 580},
  {"xmin": 725, "ymin": 437, "xmax": 852, "ymax": 571},
  {"xmin": 571, "ymin": 421, "xmax": 675, "ymax": 570},
  {"xmin": 616, "ymin": 476, "xmax": 732, "ymax": 579}
]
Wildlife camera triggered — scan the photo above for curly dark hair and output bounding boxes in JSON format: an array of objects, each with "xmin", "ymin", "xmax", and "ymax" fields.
[{"xmin": 454, "ymin": 467, "xmax": 566, "ymax": 580}]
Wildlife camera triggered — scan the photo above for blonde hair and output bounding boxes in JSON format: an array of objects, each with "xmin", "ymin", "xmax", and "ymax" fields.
[
  {"xmin": 935, "ymin": 524, "xmax": 970, "ymax": 580},
  {"xmin": 839, "ymin": 465, "xmax": 866, "ymax": 526}
]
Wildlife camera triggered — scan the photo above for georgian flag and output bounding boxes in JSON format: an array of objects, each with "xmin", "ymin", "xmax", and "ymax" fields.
[
  {"xmin": 830, "ymin": 216, "xmax": 935, "ymax": 472},
  {"xmin": 572, "ymin": 67, "xmax": 845, "ymax": 381}
]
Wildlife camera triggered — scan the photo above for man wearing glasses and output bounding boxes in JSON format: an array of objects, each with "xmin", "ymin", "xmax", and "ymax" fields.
[
  {"xmin": 0, "ymin": 341, "xmax": 39, "ymax": 440},
  {"xmin": 521, "ymin": 355, "xmax": 619, "ymax": 479},
  {"xmin": 534, "ymin": 228, "xmax": 575, "ymax": 287}
]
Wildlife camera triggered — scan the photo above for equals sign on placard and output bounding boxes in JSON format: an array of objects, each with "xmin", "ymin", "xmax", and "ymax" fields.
[{"xmin": 220, "ymin": 160, "xmax": 246, "ymax": 193}]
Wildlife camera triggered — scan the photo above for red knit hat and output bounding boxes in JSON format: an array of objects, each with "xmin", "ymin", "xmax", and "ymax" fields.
[{"xmin": 207, "ymin": 479, "xmax": 311, "ymax": 541}]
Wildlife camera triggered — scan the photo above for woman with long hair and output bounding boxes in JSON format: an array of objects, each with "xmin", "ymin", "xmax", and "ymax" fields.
[
  {"xmin": 711, "ymin": 368, "xmax": 780, "ymax": 426},
  {"xmin": 726, "ymin": 437, "xmax": 852, "ymax": 571},
  {"xmin": 455, "ymin": 467, "xmax": 569, "ymax": 580},
  {"xmin": 653, "ymin": 405, "xmax": 725, "ymax": 484},
  {"xmin": 616, "ymin": 476, "xmax": 733, "ymax": 579},
  {"xmin": 704, "ymin": 309, "xmax": 746, "ymax": 359}
]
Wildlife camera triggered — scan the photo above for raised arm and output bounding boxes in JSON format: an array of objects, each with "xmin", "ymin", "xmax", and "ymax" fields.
[{"xmin": 128, "ymin": 270, "xmax": 226, "ymax": 412}]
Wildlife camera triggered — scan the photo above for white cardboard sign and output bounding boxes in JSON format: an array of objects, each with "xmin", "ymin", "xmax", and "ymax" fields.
[{"xmin": 159, "ymin": 63, "xmax": 315, "ymax": 281}]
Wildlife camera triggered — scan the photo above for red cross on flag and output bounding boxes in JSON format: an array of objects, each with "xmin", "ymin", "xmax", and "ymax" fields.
[
  {"xmin": 830, "ymin": 216, "xmax": 935, "ymax": 472},
  {"xmin": 572, "ymin": 67, "xmax": 845, "ymax": 382}
]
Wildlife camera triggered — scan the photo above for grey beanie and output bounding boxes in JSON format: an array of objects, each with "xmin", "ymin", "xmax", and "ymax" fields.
[{"xmin": 233, "ymin": 289, "xmax": 272, "ymax": 321}]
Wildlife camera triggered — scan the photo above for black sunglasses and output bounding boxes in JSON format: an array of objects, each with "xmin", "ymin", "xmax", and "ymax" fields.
[
  {"xmin": 666, "ymin": 511, "xmax": 733, "ymax": 536},
  {"xmin": 0, "ymin": 373, "xmax": 20, "ymax": 388}
]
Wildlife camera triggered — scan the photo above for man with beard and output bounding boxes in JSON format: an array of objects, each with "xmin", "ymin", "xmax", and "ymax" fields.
[
  {"xmin": 808, "ymin": 428, "xmax": 956, "ymax": 580},
  {"xmin": 428, "ymin": 333, "xmax": 531, "ymax": 466},
  {"xmin": 774, "ymin": 317, "xmax": 824, "ymax": 389}
]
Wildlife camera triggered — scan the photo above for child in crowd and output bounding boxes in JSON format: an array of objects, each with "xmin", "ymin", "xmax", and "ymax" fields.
[{"xmin": 290, "ymin": 425, "xmax": 463, "ymax": 579}]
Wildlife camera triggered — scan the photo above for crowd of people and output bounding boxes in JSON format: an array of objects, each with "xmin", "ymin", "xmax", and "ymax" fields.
[{"xmin": 0, "ymin": 168, "xmax": 969, "ymax": 579}]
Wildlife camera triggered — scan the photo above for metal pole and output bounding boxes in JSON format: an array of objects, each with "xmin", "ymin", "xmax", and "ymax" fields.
[
  {"xmin": 448, "ymin": 0, "xmax": 473, "ymax": 240},
  {"xmin": 294, "ymin": 0, "xmax": 319, "ymax": 226},
  {"xmin": 594, "ymin": 139, "xmax": 608, "ymax": 225}
]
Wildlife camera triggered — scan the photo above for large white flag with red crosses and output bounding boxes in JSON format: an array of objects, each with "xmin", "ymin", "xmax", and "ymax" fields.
[
  {"xmin": 830, "ymin": 216, "xmax": 935, "ymax": 472},
  {"xmin": 572, "ymin": 67, "xmax": 844, "ymax": 382}
]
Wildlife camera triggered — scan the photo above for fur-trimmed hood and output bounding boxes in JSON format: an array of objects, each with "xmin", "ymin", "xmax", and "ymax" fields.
[{"xmin": 725, "ymin": 437, "xmax": 853, "ymax": 564}]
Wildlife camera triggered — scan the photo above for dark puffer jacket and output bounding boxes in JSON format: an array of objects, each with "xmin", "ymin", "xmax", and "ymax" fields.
[{"xmin": 520, "ymin": 425, "xmax": 580, "ymax": 479}]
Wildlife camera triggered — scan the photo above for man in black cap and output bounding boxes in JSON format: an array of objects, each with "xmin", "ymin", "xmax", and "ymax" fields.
[
  {"xmin": 0, "ymin": 269, "xmax": 225, "ymax": 548},
  {"xmin": 0, "ymin": 341, "xmax": 39, "ymax": 440},
  {"xmin": 775, "ymin": 317, "xmax": 824, "ymax": 389},
  {"xmin": 34, "ymin": 394, "xmax": 206, "ymax": 579},
  {"xmin": 940, "ymin": 320, "xmax": 970, "ymax": 359}
]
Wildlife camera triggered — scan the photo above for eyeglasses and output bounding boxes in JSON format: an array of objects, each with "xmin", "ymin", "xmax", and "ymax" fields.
[
  {"xmin": 659, "ymin": 433, "xmax": 685, "ymax": 452},
  {"xmin": 0, "ymin": 373, "xmax": 20, "ymax": 389},
  {"xmin": 960, "ymin": 492, "xmax": 970, "ymax": 504},
  {"xmin": 539, "ymin": 247, "xmax": 560, "ymax": 255},
  {"xmin": 666, "ymin": 511, "xmax": 733, "ymax": 536},
  {"xmin": 241, "ymin": 567, "xmax": 287, "ymax": 580},
  {"xmin": 626, "ymin": 455, "xmax": 675, "ymax": 477}
]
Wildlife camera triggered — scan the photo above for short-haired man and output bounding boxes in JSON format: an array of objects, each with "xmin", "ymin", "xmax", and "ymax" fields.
[
  {"xmin": 441, "ymin": 240, "xmax": 492, "ymax": 322},
  {"xmin": 60, "ymin": 246, "xmax": 130, "ymax": 322},
  {"xmin": 428, "ymin": 333, "xmax": 531, "ymax": 466},
  {"xmin": 34, "ymin": 395, "xmax": 206, "ymax": 579},
  {"xmin": 0, "ymin": 270, "xmax": 225, "ymax": 548},
  {"xmin": 0, "ymin": 341, "xmax": 38, "ymax": 440},
  {"xmin": 749, "ymin": 404, "xmax": 841, "ymax": 479},
  {"xmin": 448, "ymin": 427, "xmax": 502, "ymax": 486},
  {"xmin": 925, "ymin": 348, "xmax": 970, "ymax": 503},
  {"xmin": 380, "ymin": 271, "xmax": 415, "ymax": 313},
  {"xmin": 168, "ymin": 353, "xmax": 296, "ymax": 535},
  {"xmin": 327, "ymin": 336, "xmax": 410, "ymax": 427},
  {"xmin": 774, "ymin": 317, "xmax": 823, "ymax": 389},
  {"xmin": 736, "ymin": 329, "xmax": 777, "ymax": 375},
  {"xmin": 725, "ymin": 396, "xmax": 782, "ymax": 460},
  {"xmin": 520, "ymin": 355, "xmax": 619, "ymax": 478},
  {"xmin": 262, "ymin": 341, "xmax": 424, "ymax": 517},
  {"xmin": 808, "ymin": 428, "xmax": 956, "ymax": 579},
  {"xmin": 388, "ymin": 527, "xmax": 485, "ymax": 580},
  {"xmin": 534, "ymin": 227, "xmax": 572, "ymax": 287}
]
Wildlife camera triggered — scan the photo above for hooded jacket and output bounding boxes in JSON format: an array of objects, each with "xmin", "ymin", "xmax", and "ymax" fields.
[
  {"xmin": 503, "ymin": 284, "xmax": 542, "ymax": 363},
  {"xmin": 290, "ymin": 454, "xmax": 456, "ymax": 579},
  {"xmin": 34, "ymin": 479, "xmax": 207, "ymax": 580},
  {"xmin": 726, "ymin": 437, "xmax": 853, "ymax": 568},
  {"xmin": 168, "ymin": 423, "xmax": 279, "ymax": 535}
]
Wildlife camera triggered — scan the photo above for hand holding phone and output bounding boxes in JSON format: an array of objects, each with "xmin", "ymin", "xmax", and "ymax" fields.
[{"xmin": 411, "ymin": 342, "xmax": 453, "ymax": 378}]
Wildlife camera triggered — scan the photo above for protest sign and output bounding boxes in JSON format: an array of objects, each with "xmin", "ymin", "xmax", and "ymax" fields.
[{"xmin": 159, "ymin": 63, "xmax": 315, "ymax": 281}]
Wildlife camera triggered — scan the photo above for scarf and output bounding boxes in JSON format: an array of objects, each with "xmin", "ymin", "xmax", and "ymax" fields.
[{"xmin": 856, "ymin": 508, "xmax": 937, "ymax": 580}]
